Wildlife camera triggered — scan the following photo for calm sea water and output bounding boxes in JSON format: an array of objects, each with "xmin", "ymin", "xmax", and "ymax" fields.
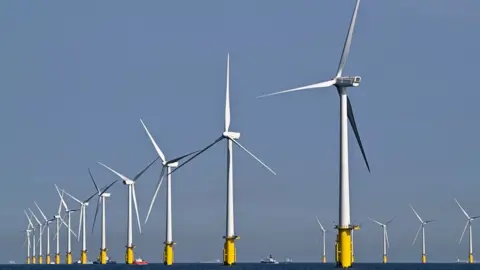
[{"xmin": 0, "ymin": 263, "xmax": 477, "ymax": 270}]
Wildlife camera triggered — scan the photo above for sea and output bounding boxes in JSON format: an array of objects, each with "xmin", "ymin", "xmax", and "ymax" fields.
[{"xmin": 0, "ymin": 263, "xmax": 477, "ymax": 270}]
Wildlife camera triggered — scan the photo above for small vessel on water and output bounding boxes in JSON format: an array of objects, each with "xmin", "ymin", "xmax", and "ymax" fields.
[
  {"xmin": 284, "ymin": 257, "xmax": 293, "ymax": 263},
  {"xmin": 133, "ymin": 257, "xmax": 148, "ymax": 265},
  {"xmin": 93, "ymin": 256, "xmax": 117, "ymax": 264},
  {"xmin": 261, "ymin": 254, "xmax": 279, "ymax": 264},
  {"xmin": 74, "ymin": 260, "xmax": 93, "ymax": 264}
]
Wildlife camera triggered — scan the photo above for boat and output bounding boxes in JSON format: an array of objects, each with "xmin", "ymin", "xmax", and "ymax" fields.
[
  {"xmin": 261, "ymin": 254, "xmax": 279, "ymax": 264},
  {"xmin": 284, "ymin": 257, "xmax": 293, "ymax": 263},
  {"xmin": 74, "ymin": 260, "xmax": 93, "ymax": 264},
  {"xmin": 133, "ymin": 257, "xmax": 148, "ymax": 265},
  {"xmin": 93, "ymin": 256, "xmax": 117, "ymax": 264}
]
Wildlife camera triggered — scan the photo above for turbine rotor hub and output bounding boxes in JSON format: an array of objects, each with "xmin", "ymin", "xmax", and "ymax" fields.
[
  {"xmin": 335, "ymin": 76, "xmax": 361, "ymax": 88},
  {"xmin": 223, "ymin": 131, "xmax": 240, "ymax": 140}
]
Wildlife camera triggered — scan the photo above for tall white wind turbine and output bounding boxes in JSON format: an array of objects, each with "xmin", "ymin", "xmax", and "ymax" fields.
[
  {"xmin": 28, "ymin": 209, "xmax": 44, "ymax": 264},
  {"xmin": 167, "ymin": 54, "xmax": 276, "ymax": 266},
  {"xmin": 410, "ymin": 204, "xmax": 435, "ymax": 264},
  {"xmin": 34, "ymin": 201, "xmax": 59, "ymax": 264},
  {"xmin": 24, "ymin": 211, "xmax": 34, "ymax": 264},
  {"xmin": 62, "ymin": 186, "xmax": 98, "ymax": 264},
  {"xmin": 54, "ymin": 185, "xmax": 79, "ymax": 264},
  {"xmin": 25, "ymin": 210, "xmax": 37, "ymax": 264},
  {"xmin": 316, "ymin": 217, "xmax": 328, "ymax": 263},
  {"xmin": 454, "ymin": 198, "xmax": 480, "ymax": 264},
  {"xmin": 369, "ymin": 217, "xmax": 395, "ymax": 263},
  {"xmin": 256, "ymin": 0, "xmax": 369, "ymax": 268},
  {"xmin": 140, "ymin": 119, "xmax": 198, "ymax": 265},
  {"xmin": 98, "ymin": 157, "xmax": 158, "ymax": 264},
  {"xmin": 89, "ymin": 170, "xmax": 118, "ymax": 264}
]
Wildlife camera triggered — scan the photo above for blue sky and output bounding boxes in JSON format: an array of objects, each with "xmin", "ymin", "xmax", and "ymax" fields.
[{"xmin": 1, "ymin": 0, "xmax": 480, "ymax": 263}]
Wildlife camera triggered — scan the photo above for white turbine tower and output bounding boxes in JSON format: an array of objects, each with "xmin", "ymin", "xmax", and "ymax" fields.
[
  {"xmin": 98, "ymin": 157, "xmax": 158, "ymax": 264},
  {"xmin": 369, "ymin": 216, "xmax": 395, "ymax": 263},
  {"xmin": 454, "ymin": 198, "xmax": 480, "ymax": 264},
  {"xmin": 25, "ymin": 210, "xmax": 37, "ymax": 264},
  {"xmin": 167, "ymin": 53, "xmax": 276, "ymax": 266},
  {"xmin": 24, "ymin": 211, "xmax": 34, "ymax": 264},
  {"xmin": 256, "ymin": 0, "xmax": 368, "ymax": 268},
  {"xmin": 54, "ymin": 184, "xmax": 79, "ymax": 264},
  {"xmin": 34, "ymin": 201, "xmax": 59, "ymax": 264},
  {"xmin": 316, "ymin": 217, "xmax": 328, "ymax": 263},
  {"xmin": 140, "ymin": 119, "xmax": 198, "ymax": 265},
  {"xmin": 410, "ymin": 204, "xmax": 435, "ymax": 264},
  {"xmin": 62, "ymin": 186, "xmax": 98, "ymax": 264},
  {"xmin": 89, "ymin": 169, "xmax": 118, "ymax": 264},
  {"xmin": 28, "ymin": 209, "xmax": 44, "ymax": 264}
]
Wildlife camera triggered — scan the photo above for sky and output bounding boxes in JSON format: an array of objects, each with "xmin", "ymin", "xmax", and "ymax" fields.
[{"xmin": 1, "ymin": 0, "xmax": 480, "ymax": 264}]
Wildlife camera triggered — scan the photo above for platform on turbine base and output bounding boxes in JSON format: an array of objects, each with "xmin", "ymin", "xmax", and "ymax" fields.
[
  {"xmin": 80, "ymin": 250, "xmax": 88, "ymax": 264},
  {"xmin": 98, "ymin": 249, "xmax": 108, "ymax": 264},
  {"xmin": 223, "ymin": 236, "xmax": 239, "ymax": 266}
]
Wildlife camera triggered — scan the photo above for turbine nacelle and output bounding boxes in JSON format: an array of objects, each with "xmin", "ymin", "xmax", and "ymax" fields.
[
  {"xmin": 84, "ymin": 202, "xmax": 89, "ymax": 207},
  {"xmin": 335, "ymin": 76, "xmax": 361, "ymax": 88},
  {"xmin": 123, "ymin": 179, "xmax": 135, "ymax": 185},
  {"xmin": 101, "ymin": 193, "xmax": 111, "ymax": 198},
  {"xmin": 223, "ymin": 131, "xmax": 240, "ymax": 140},
  {"xmin": 166, "ymin": 162, "xmax": 179, "ymax": 168},
  {"xmin": 54, "ymin": 215, "xmax": 60, "ymax": 219}
]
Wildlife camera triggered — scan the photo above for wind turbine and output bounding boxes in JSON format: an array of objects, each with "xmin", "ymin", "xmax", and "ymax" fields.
[
  {"xmin": 24, "ymin": 211, "xmax": 33, "ymax": 264},
  {"xmin": 28, "ymin": 209, "xmax": 44, "ymax": 264},
  {"xmin": 25, "ymin": 210, "xmax": 37, "ymax": 264},
  {"xmin": 62, "ymin": 185, "xmax": 98, "ymax": 264},
  {"xmin": 369, "ymin": 216, "xmax": 395, "ymax": 263},
  {"xmin": 410, "ymin": 204, "xmax": 435, "ymax": 263},
  {"xmin": 316, "ymin": 217, "xmax": 328, "ymax": 263},
  {"xmin": 89, "ymin": 169, "xmax": 118, "ymax": 264},
  {"xmin": 256, "ymin": 1, "xmax": 369, "ymax": 268},
  {"xmin": 33, "ymin": 201, "xmax": 58, "ymax": 264},
  {"xmin": 98, "ymin": 157, "xmax": 158, "ymax": 264},
  {"xmin": 54, "ymin": 184, "xmax": 79, "ymax": 264},
  {"xmin": 140, "ymin": 119, "xmax": 198, "ymax": 265},
  {"xmin": 167, "ymin": 54, "xmax": 276, "ymax": 266},
  {"xmin": 454, "ymin": 198, "xmax": 480, "ymax": 264}
]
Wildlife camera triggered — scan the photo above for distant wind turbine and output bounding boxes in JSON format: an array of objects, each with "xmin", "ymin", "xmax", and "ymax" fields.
[
  {"xmin": 410, "ymin": 204, "xmax": 435, "ymax": 263},
  {"xmin": 454, "ymin": 197, "xmax": 480, "ymax": 264},
  {"xmin": 316, "ymin": 217, "xmax": 328, "ymax": 263},
  {"xmin": 369, "ymin": 216, "xmax": 395, "ymax": 263},
  {"xmin": 54, "ymin": 184, "xmax": 79, "ymax": 264}
]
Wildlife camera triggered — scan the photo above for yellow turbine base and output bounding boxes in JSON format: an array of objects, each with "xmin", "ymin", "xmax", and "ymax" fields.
[
  {"xmin": 469, "ymin": 253, "xmax": 474, "ymax": 264},
  {"xmin": 383, "ymin": 255, "xmax": 387, "ymax": 264},
  {"xmin": 164, "ymin": 242, "xmax": 174, "ymax": 265},
  {"xmin": 38, "ymin": 255, "xmax": 43, "ymax": 264},
  {"xmin": 32, "ymin": 256, "xmax": 36, "ymax": 264},
  {"xmin": 26, "ymin": 257, "xmax": 30, "ymax": 264},
  {"xmin": 66, "ymin": 252, "xmax": 72, "ymax": 264},
  {"xmin": 223, "ymin": 236, "xmax": 238, "ymax": 266},
  {"xmin": 46, "ymin": 255, "xmax": 51, "ymax": 264},
  {"xmin": 80, "ymin": 250, "xmax": 87, "ymax": 264},
  {"xmin": 335, "ymin": 235, "xmax": 339, "ymax": 264},
  {"xmin": 322, "ymin": 255, "xmax": 327, "ymax": 263},
  {"xmin": 125, "ymin": 246, "xmax": 134, "ymax": 264},
  {"xmin": 55, "ymin": 253, "xmax": 61, "ymax": 264},
  {"xmin": 337, "ymin": 228, "xmax": 352, "ymax": 268},
  {"xmin": 97, "ymin": 249, "xmax": 108, "ymax": 264},
  {"xmin": 421, "ymin": 254, "xmax": 426, "ymax": 263}
]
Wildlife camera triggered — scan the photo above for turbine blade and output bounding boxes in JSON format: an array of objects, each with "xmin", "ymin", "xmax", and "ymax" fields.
[
  {"xmin": 471, "ymin": 215, "xmax": 480, "ymax": 220},
  {"xmin": 145, "ymin": 167, "xmax": 166, "ymax": 224},
  {"xmin": 412, "ymin": 224, "xmax": 422, "ymax": 246},
  {"xmin": 316, "ymin": 217, "xmax": 325, "ymax": 232},
  {"xmin": 140, "ymin": 119, "xmax": 166, "ymax": 163},
  {"xmin": 88, "ymin": 169, "xmax": 101, "ymax": 194},
  {"xmin": 132, "ymin": 184, "xmax": 142, "ymax": 234},
  {"xmin": 225, "ymin": 53, "xmax": 231, "ymax": 132},
  {"xmin": 62, "ymin": 189, "xmax": 83, "ymax": 205},
  {"xmin": 231, "ymin": 139, "xmax": 276, "ymax": 175},
  {"xmin": 409, "ymin": 204, "xmax": 424, "ymax": 223},
  {"xmin": 24, "ymin": 210, "xmax": 34, "ymax": 227},
  {"xmin": 425, "ymin": 219, "xmax": 435, "ymax": 223},
  {"xmin": 335, "ymin": 0, "xmax": 361, "ymax": 77},
  {"xmin": 98, "ymin": 162, "xmax": 133, "ymax": 183},
  {"xmin": 133, "ymin": 156, "xmax": 160, "ymax": 181},
  {"xmin": 169, "ymin": 136, "xmax": 224, "ymax": 175},
  {"xmin": 34, "ymin": 202, "xmax": 48, "ymax": 222},
  {"xmin": 459, "ymin": 220, "xmax": 469, "ymax": 244},
  {"xmin": 385, "ymin": 228, "xmax": 390, "ymax": 248},
  {"xmin": 84, "ymin": 190, "xmax": 99, "ymax": 203},
  {"xmin": 77, "ymin": 207, "xmax": 83, "ymax": 241},
  {"xmin": 59, "ymin": 215, "xmax": 76, "ymax": 238},
  {"xmin": 55, "ymin": 185, "xmax": 69, "ymax": 212},
  {"xmin": 99, "ymin": 180, "xmax": 118, "ymax": 196},
  {"xmin": 454, "ymin": 198, "xmax": 470, "ymax": 219},
  {"xmin": 256, "ymin": 80, "xmax": 335, "ymax": 99},
  {"xmin": 22, "ymin": 236, "xmax": 27, "ymax": 249},
  {"xmin": 28, "ymin": 209, "xmax": 41, "ymax": 225},
  {"xmin": 166, "ymin": 150, "xmax": 200, "ymax": 165},
  {"xmin": 346, "ymin": 96, "xmax": 370, "ymax": 172},
  {"xmin": 91, "ymin": 196, "xmax": 101, "ymax": 234},
  {"xmin": 369, "ymin": 217, "xmax": 384, "ymax": 226},
  {"xmin": 386, "ymin": 216, "xmax": 396, "ymax": 225}
]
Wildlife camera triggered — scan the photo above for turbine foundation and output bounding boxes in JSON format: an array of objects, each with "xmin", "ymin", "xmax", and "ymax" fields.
[
  {"xmin": 322, "ymin": 255, "xmax": 327, "ymax": 263},
  {"xmin": 383, "ymin": 254, "xmax": 387, "ymax": 264},
  {"xmin": 99, "ymin": 248, "xmax": 108, "ymax": 264},
  {"xmin": 65, "ymin": 252, "xmax": 71, "ymax": 264},
  {"xmin": 80, "ymin": 250, "xmax": 87, "ymax": 264},
  {"xmin": 125, "ymin": 246, "xmax": 134, "ymax": 264},
  {"xmin": 336, "ymin": 228, "xmax": 352, "ymax": 268},
  {"xmin": 32, "ymin": 256, "xmax": 36, "ymax": 264},
  {"xmin": 38, "ymin": 255, "xmax": 43, "ymax": 264},
  {"xmin": 223, "ymin": 236, "xmax": 238, "ymax": 265},
  {"xmin": 469, "ymin": 253, "xmax": 474, "ymax": 264},
  {"xmin": 46, "ymin": 254, "xmax": 51, "ymax": 264},
  {"xmin": 164, "ymin": 242, "xmax": 174, "ymax": 265},
  {"xmin": 56, "ymin": 253, "xmax": 61, "ymax": 264},
  {"xmin": 421, "ymin": 254, "xmax": 426, "ymax": 263},
  {"xmin": 26, "ymin": 257, "xmax": 30, "ymax": 264}
]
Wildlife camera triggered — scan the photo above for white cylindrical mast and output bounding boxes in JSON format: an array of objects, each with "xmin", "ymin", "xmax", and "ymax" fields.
[
  {"xmin": 39, "ymin": 228, "xmax": 43, "ymax": 258},
  {"xmin": 32, "ymin": 229, "xmax": 36, "ymax": 258},
  {"xmin": 127, "ymin": 184, "xmax": 133, "ymax": 247},
  {"xmin": 226, "ymin": 139, "xmax": 234, "ymax": 237},
  {"xmin": 102, "ymin": 197, "xmax": 106, "ymax": 249},
  {"xmin": 27, "ymin": 231, "xmax": 31, "ymax": 259},
  {"xmin": 67, "ymin": 212, "xmax": 71, "ymax": 254},
  {"xmin": 166, "ymin": 166, "xmax": 173, "ymax": 243},
  {"xmin": 46, "ymin": 225, "xmax": 50, "ymax": 256},
  {"xmin": 56, "ymin": 219, "xmax": 60, "ymax": 254},
  {"xmin": 82, "ymin": 204, "xmax": 87, "ymax": 251},
  {"xmin": 322, "ymin": 231, "xmax": 326, "ymax": 258},
  {"xmin": 469, "ymin": 221, "xmax": 473, "ymax": 255},
  {"xmin": 422, "ymin": 225, "xmax": 426, "ymax": 255},
  {"xmin": 339, "ymin": 89, "xmax": 350, "ymax": 227},
  {"xmin": 383, "ymin": 227, "xmax": 387, "ymax": 257}
]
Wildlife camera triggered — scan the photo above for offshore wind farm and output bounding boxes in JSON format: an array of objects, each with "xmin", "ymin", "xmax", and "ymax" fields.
[{"xmin": 4, "ymin": 0, "xmax": 480, "ymax": 268}]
